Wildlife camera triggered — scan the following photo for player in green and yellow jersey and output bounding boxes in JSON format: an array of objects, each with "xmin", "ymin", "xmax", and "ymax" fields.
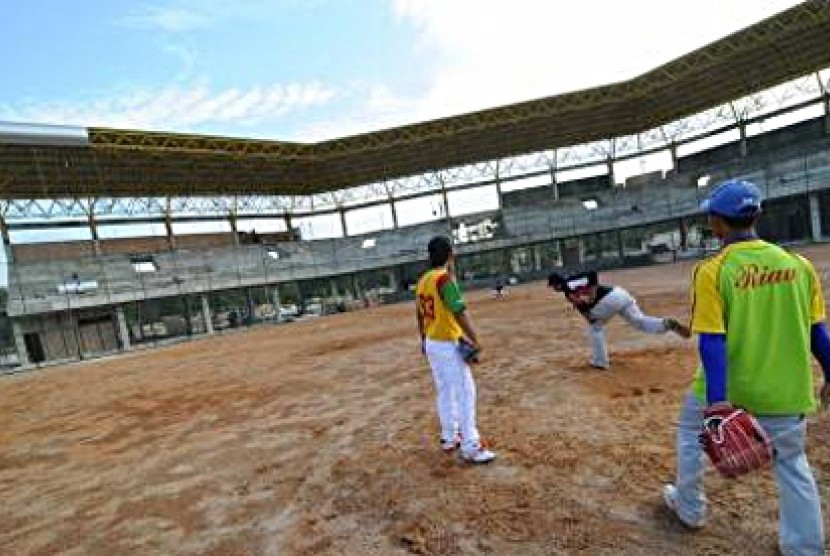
[{"xmin": 663, "ymin": 179, "xmax": 829, "ymax": 555}]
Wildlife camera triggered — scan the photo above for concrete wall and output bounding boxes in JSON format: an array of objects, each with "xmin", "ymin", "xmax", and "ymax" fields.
[{"xmin": 11, "ymin": 232, "xmax": 241, "ymax": 263}]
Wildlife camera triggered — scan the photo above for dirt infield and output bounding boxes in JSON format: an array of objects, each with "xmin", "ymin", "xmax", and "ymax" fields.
[{"xmin": 2, "ymin": 246, "xmax": 830, "ymax": 555}]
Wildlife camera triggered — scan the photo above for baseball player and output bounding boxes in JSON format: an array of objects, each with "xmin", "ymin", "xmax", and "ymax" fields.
[
  {"xmin": 548, "ymin": 270, "xmax": 690, "ymax": 369},
  {"xmin": 663, "ymin": 179, "xmax": 829, "ymax": 555},
  {"xmin": 415, "ymin": 236, "xmax": 496, "ymax": 464},
  {"xmin": 492, "ymin": 276, "xmax": 507, "ymax": 299}
]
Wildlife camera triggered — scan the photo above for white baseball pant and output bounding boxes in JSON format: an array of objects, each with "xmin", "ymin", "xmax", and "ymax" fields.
[
  {"xmin": 586, "ymin": 287, "xmax": 669, "ymax": 367},
  {"xmin": 423, "ymin": 338, "xmax": 481, "ymax": 452}
]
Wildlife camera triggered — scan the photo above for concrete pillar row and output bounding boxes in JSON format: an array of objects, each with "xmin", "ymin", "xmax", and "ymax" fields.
[
  {"xmin": 739, "ymin": 123, "xmax": 748, "ymax": 158},
  {"xmin": 390, "ymin": 201, "xmax": 399, "ymax": 229},
  {"xmin": 88, "ymin": 213, "xmax": 101, "ymax": 256},
  {"xmin": 824, "ymin": 94, "xmax": 830, "ymax": 135},
  {"xmin": 115, "ymin": 306, "xmax": 131, "ymax": 351},
  {"xmin": 201, "ymin": 295, "xmax": 215, "ymax": 334},
  {"xmin": 272, "ymin": 287, "xmax": 283, "ymax": 323},
  {"xmin": 164, "ymin": 212, "xmax": 176, "ymax": 250},
  {"xmin": 809, "ymin": 192, "xmax": 823, "ymax": 242},
  {"xmin": 12, "ymin": 320, "xmax": 29, "ymax": 367},
  {"xmin": 339, "ymin": 209, "xmax": 348, "ymax": 237}
]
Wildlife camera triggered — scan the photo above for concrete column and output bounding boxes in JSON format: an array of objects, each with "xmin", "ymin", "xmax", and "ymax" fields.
[
  {"xmin": 386, "ymin": 268, "xmax": 398, "ymax": 291},
  {"xmin": 245, "ymin": 288, "xmax": 255, "ymax": 326},
  {"xmin": 272, "ymin": 286, "xmax": 283, "ymax": 323},
  {"xmin": 0, "ymin": 215, "xmax": 13, "ymax": 267},
  {"xmin": 824, "ymin": 94, "xmax": 830, "ymax": 135},
  {"xmin": 285, "ymin": 212, "xmax": 294, "ymax": 239},
  {"xmin": 739, "ymin": 123, "xmax": 748, "ymax": 157},
  {"xmin": 0, "ymin": 214, "xmax": 9, "ymax": 247},
  {"xmin": 548, "ymin": 156, "xmax": 560, "ymax": 203},
  {"xmin": 352, "ymin": 274, "xmax": 364, "ymax": 303},
  {"xmin": 617, "ymin": 230, "xmax": 625, "ymax": 260},
  {"xmin": 88, "ymin": 213, "xmax": 101, "ymax": 256},
  {"xmin": 606, "ymin": 157, "xmax": 615, "ymax": 187},
  {"xmin": 494, "ymin": 160, "xmax": 503, "ymax": 210},
  {"xmin": 62, "ymin": 312, "xmax": 81, "ymax": 360},
  {"xmin": 438, "ymin": 175, "xmax": 452, "ymax": 237},
  {"xmin": 115, "ymin": 306, "xmax": 131, "ymax": 350},
  {"xmin": 201, "ymin": 294, "xmax": 215, "ymax": 334},
  {"xmin": 12, "ymin": 320, "xmax": 29, "ymax": 367},
  {"xmin": 228, "ymin": 211, "xmax": 239, "ymax": 246},
  {"xmin": 339, "ymin": 208, "xmax": 348, "ymax": 237},
  {"xmin": 809, "ymin": 192, "xmax": 822, "ymax": 242},
  {"xmin": 164, "ymin": 212, "xmax": 176, "ymax": 250},
  {"xmin": 390, "ymin": 201, "xmax": 399, "ymax": 229},
  {"xmin": 679, "ymin": 218, "xmax": 689, "ymax": 249}
]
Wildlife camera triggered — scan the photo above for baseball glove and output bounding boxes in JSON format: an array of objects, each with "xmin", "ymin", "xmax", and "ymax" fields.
[
  {"xmin": 699, "ymin": 404, "xmax": 774, "ymax": 479},
  {"xmin": 457, "ymin": 338, "xmax": 480, "ymax": 364}
]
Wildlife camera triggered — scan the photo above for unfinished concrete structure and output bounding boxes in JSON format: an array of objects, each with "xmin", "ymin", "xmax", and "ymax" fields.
[{"xmin": 2, "ymin": 3, "xmax": 830, "ymax": 367}]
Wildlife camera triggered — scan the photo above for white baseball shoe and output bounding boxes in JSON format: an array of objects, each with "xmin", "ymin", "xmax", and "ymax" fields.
[
  {"xmin": 461, "ymin": 445, "xmax": 496, "ymax": 464},
  {"xmin": 662, "ymin": 484, "xmax": 705, "ymax": 529}
]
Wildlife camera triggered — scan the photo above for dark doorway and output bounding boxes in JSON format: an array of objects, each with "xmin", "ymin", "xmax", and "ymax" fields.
[{"xmin": 24, "ymin": 333, "xmax": 45, "ymax": 364}]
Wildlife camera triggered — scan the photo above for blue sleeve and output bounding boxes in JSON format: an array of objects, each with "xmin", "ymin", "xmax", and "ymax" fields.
[
  {"xmin": 810, "ymin": 323, "xmax": 830, "ymax": 382},
  {"xmin": 699, "ymin": 333, "xmax": 728, "ymax": 404}
]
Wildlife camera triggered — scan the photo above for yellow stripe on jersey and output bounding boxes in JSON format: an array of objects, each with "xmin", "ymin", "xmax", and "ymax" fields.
[
  {"xmin": 690, "ymin": 249, "xmax": 729, "ymax": 334},
  {"xmin": 795, "ymin": 253, "xmax": 827, "ymax": 323}
]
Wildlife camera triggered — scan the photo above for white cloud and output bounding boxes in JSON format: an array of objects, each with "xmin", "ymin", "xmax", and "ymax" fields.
[
  {"xmin": 0, "ymin": 83, "xmax": 336, "ymax": 133},
  {"xmin": 123, "ymin": 5, "xmax": 214, "ymax": 33},
  {"xmin": 296, "ymin": 0, "xmax": 802, "ymax": 140},
  {"xmin": 120, "ymin": 0, "xmax": 292, "ymax": 33}
]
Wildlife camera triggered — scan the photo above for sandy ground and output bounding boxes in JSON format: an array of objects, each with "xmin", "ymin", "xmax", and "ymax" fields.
[{"xmin": 2, "ymin": 246, "xmax": 830, "ymax": 555}]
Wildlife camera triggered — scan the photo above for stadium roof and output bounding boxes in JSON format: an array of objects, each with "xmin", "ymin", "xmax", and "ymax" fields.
[{"xmin": 1, "ymin": 1, "xmax": 830, "ymax": 200}]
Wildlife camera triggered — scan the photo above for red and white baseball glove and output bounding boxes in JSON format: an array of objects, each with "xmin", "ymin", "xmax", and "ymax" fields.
[{"xmin": 699, "ymin": 404, "xmax": 774, "ymax": 479}]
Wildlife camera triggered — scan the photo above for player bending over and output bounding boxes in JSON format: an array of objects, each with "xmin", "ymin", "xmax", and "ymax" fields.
[
  {"xmin": 548, "ymin": 270, "xmax": 691, "ymax": 369},
  {"xmin": 415, "ymin": 236, "xmax": 496, "ymax": 464}
]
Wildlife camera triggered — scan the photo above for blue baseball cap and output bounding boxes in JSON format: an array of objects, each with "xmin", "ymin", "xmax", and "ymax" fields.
[{"xmin": 700, "ymin": 179, "xmax": 763, "ymax": 218}]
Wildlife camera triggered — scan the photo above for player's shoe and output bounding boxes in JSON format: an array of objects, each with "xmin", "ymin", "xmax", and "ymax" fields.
[
  {"xmin": 461, "ymin": 445, "xmax": 496, "ymax": 464},
  {"xmin": 588, "ymin": 359, "xmax": 610, "ymax": 370},
  {"xmin": 440, "ymin": 435, "xmax": 460, "ymax": 452},
  {"xmin": 662, "ymin": 484, "xmax": 705, "ymax": 529}
]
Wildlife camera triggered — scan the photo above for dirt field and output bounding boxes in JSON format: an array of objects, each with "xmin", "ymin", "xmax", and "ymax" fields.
[{"xmin": 2, "ymin": 246, "xmax": 830, "ymax": 555}]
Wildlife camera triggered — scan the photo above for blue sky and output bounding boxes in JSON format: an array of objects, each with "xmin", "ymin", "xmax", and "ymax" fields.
[
  {"xmin": 0, "ymin": 0, "xmax": 431, "ymax": 139},
  {"xmin": 0, "ymin": 0, "xmax": 801, "ymax": 142},
  {"xmin": 0, "ymin": 0, "xmax": 809, "ymax": 285}
]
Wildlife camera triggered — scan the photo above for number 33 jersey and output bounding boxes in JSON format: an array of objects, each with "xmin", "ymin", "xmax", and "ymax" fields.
[{"xmin": 416, "ymin": 268, "xmax": 465, "ymax": 342}]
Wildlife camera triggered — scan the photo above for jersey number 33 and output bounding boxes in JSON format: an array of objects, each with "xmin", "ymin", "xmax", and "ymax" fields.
[{"xmin": 418, "ymin": 294, "xmax": 436, "ymax": 322}]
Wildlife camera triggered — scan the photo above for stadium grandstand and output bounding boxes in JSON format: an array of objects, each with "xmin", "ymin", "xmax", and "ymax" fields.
[{"xmin": 1, "ymin": 2, "xmax": 829, "ymax": 368}]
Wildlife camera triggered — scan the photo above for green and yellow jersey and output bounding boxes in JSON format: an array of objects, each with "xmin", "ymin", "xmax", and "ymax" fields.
[{"xmin": 690, "ymin": 239, "xmax": 825, "ymax": 414}]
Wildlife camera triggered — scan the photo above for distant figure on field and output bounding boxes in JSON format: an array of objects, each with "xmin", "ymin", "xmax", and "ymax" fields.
[{"xmin": 493, "ymin": 277, "xmax": 507, "ymax": 299}]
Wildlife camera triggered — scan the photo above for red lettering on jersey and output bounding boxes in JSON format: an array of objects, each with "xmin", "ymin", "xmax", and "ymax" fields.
[
  {"xmin": 734, "ymin": 264, "xmax": 797, "ymax": 290},
  {"xmin": 419, "ymin": 294, "xmax": 436, "ymax": 322}
]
